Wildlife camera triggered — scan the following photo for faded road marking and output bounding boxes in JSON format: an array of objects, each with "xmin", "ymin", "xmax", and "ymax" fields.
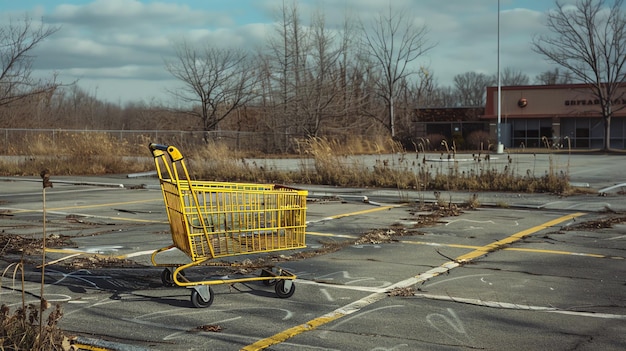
[
  {"xmin": 241, "ymin": 212, "xmax": 585, "ymax": 351},
  {"xmin": 416, "ymin": 293, "xmax": 626, "ymax": 319},
  {"xmin": 8, "ymin": 198, "xmax": 161, "ymax": 214},
  {"xmin": 454, "ymin": 212, "xmax": 585, "ymax": 262},
  {"xmin": 401, "ymin": 239, "xmax": 622, "ymax": 260},
  {"xmin": 325, "ymin": 205, "xmax": 402, "ymax": 220}
]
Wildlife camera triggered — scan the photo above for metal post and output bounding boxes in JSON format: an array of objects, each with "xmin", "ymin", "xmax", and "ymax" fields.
[
  {"xmin": 39, "ymin": 169, "xmax": 53, "ymax": 347},
  {"xmin": 497, "ymin": 0, "xmax": 504, "ymax": 154}
]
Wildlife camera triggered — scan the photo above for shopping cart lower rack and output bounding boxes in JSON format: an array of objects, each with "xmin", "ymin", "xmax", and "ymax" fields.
[{"xmin": 149, "ymin": 143, "xmax": 308, "ymax": 308}]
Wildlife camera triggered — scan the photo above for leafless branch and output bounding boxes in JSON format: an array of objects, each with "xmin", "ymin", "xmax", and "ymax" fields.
[
  {"xmin": 0, "ymin": 15, "xmax": 61, "ymax": 107},
  {"xmin": 532, "ymin": 0, "xmax": 626, "ymax": 151}
]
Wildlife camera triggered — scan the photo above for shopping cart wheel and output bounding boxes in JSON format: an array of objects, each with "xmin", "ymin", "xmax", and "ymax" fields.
[
  {"xmin": 260, "ymin": 269, "xmax": 277, "ymax": 286},
  {"xmin": 161, "ymin": 268, "xmax": 185, "ymax": 287},
  {"xmin": 191, "ymin": 286, "xmax": 214, "ymax": 308},
  {"xmin": 274, "ymin": 279, "xmax": 296, "ymax": 298}
]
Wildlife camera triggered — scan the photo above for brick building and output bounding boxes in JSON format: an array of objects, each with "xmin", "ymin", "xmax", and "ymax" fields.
[{"xmin": 483, "ymin": 84, "xmax": 626, "ymax": 149}]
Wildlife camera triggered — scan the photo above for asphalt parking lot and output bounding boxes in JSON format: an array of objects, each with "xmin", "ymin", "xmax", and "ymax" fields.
[{"xmin": 0, "ymin": 153, "xmax": 625, "ymax": 351}]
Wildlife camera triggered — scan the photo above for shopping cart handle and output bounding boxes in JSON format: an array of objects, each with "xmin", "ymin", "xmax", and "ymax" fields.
[
  {"xmin": 149, "ymin": 143, "xmax": 168, "ymax": 151},
  {"xmin": 149, "ymin": 143, "xmax": 184, "ymax": 161}
]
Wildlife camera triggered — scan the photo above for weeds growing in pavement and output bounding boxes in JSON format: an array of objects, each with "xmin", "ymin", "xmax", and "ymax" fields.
[
  {"xmin": 0, "ymin": 301, "xmax": 69, "ymax": 350},
  {"xmin": 1, "ymin": 264, "xmax": 70, "ymax": 350},
  {"xmin": 0, "ymin": 133, "xmax": 573, "ymax": 194},
  {"xmin": 0, "ymin": 173, "xmax": 71, "ymax": 350},
  {"xmin": 0, "ymin": 132, "xmax": 150, "ymax": 176},
  {"xmin": 465, "ymin": 193, "xmax": 481, "ymax": 209}
]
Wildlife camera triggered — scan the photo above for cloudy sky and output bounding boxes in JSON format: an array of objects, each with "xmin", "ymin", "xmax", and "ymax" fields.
[{"xmin": 1, "ymin": 0, "xmax": 579, "ymax": 105}]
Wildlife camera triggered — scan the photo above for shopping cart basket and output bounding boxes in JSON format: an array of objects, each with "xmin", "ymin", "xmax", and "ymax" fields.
[{"xmin": 148, "ymin": 143, "xmax": 307, "ymax": 308}]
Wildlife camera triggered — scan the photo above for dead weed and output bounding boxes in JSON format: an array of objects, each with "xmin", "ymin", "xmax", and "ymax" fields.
[
  {"xmin": 0, "ymin": 302, "xmax": 72, "ymax": 351},
  {"xmin": 562, "ymin": 214, "xmax": 626, "ymax": 230},
  {"xmin": 387, "ymin": 287, "xmax": 416, "ymax": 297},
  {"xmin": 61, "ymin": 255, "xmax": 142, "ymax": 270},
  {"xmin": 0, "ymin": 233, "xmax": 74, "ymax": 256}
]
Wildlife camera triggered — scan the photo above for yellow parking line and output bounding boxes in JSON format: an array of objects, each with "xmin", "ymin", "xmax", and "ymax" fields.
[
  {"xmin": 455, "ymin": 212, "xmax": 585, "ymax": 262},
  {"xmin": 307, "ymin": 231, "xmax": 356, "ymax": 239},
  {"xmin": 45, "ymin": 248, "xmax": 159, "ymax": 261},
  {"xmin": 8, "ymin": 198, "xmax": 166, "ymax": 223},
  {"xmin": 309, "ymin": 230, "xmax": 614, "ymax": 259},
  {"xmin": 45, "ymin": 248, "xmax": 121, "ymax": 259},
  {"xmin": 505, "ymin": 247, "xmax": 607, "ymax": 258},
  {"xmin": 326, "ymin": 205, "xmax": 401, "ymax": 219},
  {"xmin": 242, "ymin": 212, "xmax": 586, "ymax": 350},
  {"xmin": 402, "ymin": 241, "xmax": 482, "ymax": 250},
  {"xmin": 89, "ymin": 216, "xmax": 165, "ymax": 223},
  {"xmin": 51, "ymin": 198, "xmax": 161, "ymax": 211},
  {"xmin": 401, "ymin": 240, "xmax": 617, "ymax": 259},
  {"xmin": 72, "ymin": 344, "xmax": 111, "ymax": 351},
  {"xmin": 241, "ymin": 314, "xmax": 345, "ymax": 351},
  {"xmin": 11, "ymin": 198, "xmax": 161, "ymax": 213}
]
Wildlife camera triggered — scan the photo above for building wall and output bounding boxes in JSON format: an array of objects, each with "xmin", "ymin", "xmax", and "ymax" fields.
[
  {"xmin": 411, "ymin": 107, "xmax": 488, "ymax": 151},
  {"xmin": 484, "ymin": 84, "xmax": 626, "ymax": 149}
]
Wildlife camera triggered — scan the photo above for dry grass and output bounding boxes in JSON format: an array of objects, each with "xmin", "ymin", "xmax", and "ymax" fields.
[
  {"xmin": 294, "ymin": 138, "xmax": 571, "ymax": 194},
  {"xmin": 1, "ymin": 260, "xmax": 71, "ymax": 350},
  {"xmin": 1, "ymin": 132, "xmax": 152, "ymax": 176},
  {"xmin": 293, "ymin": 134, "xmax": 401, "ymax": 156},
  {"xmin": 1, "ymin": 233, "xmax": 74, "ymax": 257},
  {"xmin": 185, "ymin": 141, "xmax": 301, "ymax": 184},
  {"xmin": 0, "ymin": 134, "xmax": 573, "ymax": 194},
  {"xmin": 0, "ymin": 302, "xmax": 70, "ymax": 351}
]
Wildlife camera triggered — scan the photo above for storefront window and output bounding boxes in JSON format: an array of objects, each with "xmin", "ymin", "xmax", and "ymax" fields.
[{"xmin": 575, "ymin": 128, "xmax": 590, "ymax": 147}]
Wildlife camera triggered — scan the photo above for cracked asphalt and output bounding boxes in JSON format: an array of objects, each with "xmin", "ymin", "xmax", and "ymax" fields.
[{"xmin": 0, "ymin": 153, "xmax": 625, "ymax": 350}]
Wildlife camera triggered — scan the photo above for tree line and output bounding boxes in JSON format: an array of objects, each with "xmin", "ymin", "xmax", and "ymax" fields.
[{"xmin": 1, "ymin": 0, "xmax": 624, "ymax": 152}]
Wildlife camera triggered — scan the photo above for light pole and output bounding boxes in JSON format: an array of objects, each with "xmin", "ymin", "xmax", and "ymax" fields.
[{"xmin": 496, "ymin": 0, "xmax": 504, "ymax": 153}]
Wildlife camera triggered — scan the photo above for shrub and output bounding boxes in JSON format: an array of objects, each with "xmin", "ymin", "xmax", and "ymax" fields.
[
  {"xmin": 424, "ymin": 134, "xmax": 447, "ymax": 151},
  {"xmin": 466, "ymin": 130, "xmax": 491, "ymax": 150}
]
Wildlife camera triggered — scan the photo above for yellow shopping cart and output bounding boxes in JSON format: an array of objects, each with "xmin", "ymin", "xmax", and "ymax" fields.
[{"xmin": 148, "ymin": 144, "xmax": 307, "ymax": 308}]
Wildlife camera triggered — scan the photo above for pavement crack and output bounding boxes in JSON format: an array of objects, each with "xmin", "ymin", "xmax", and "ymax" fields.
[
  {"xmin": 468, "ymin": 265, "xmax": 604, "ymax": 281},
  {"xmin": 319, "ymin": 328, "xmax": 485, "ymax": 350}
]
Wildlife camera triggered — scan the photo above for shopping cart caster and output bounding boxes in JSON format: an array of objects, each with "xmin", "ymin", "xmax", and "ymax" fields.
[
  {"xmin": 161, "ymin": 268, "xmax": 185, "ymax": 287},
  {"xmin": 260, "ymin": 268, "xmax": 277, "ymax": 286},
  {"xmin": 191, "ymin": 286, "xmax": 214, "ymax": 308},
  {"xmin": 275, "ymin": 279, "xmax": 296, "ymax": 298}
]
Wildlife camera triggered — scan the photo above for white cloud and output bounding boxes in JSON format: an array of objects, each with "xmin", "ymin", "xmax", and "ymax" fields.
[
  {"xmin": 9, "ymin": 0, "xmax": 567, "ymax": 104},
  {"xmin": 49, "ymin": 0, "xmax": 225, "ymax": 28}
]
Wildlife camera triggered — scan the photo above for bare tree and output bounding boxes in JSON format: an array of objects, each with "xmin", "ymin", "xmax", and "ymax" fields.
[
  {"xmin": 534, "ymin": 68, "xmax": 574, "ymax": 85},
  {"xmin": 429, "ymin": 85, "xmax": 458, "ymax": 108},
  {"xmin": 262, "ymin": 0, "xmax": 311, "ymax": 151},
  {"xmin": 165, "ymin": 41, "xmax": 257, "ymax": 139},
  {"xmin": 496, "ymin": 67, "xmax": 530, "ymax": 86},
  {"xmin": 360, "ymin": 4, "xmax": 435, "ymax": 137},
  {"xmin": 532, "ymin": 0, "xmax": 626, "ymax": 151},
  {"xmin": 407, "ymin": 67, "xmax": 437, "ymax": 107},
  {"xmin": 336, "ymin": 11, "xmax": 365, "ymax": 131},
  {"xmin": 454, "ymin": 72, "xmax": 494, "ymax": 106},
  {"xmin": 0, "ymin": 15, "xmax": 61, "ymax": 107},
  {"xmin": 299, "ymin": 10, "xmax": 343, "ymax": 137},
  {"xmin": 394, "ymin": 67, "xmax": 438, "ymax": 138}
]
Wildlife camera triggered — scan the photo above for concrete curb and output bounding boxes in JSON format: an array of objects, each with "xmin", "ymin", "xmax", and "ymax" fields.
[
  {"xmin": 74, "ymin": 336, "xmax": 152, "ymax": 351},
  {"xmin": 0, "ymin": 177, "xmax": 125, "ymax": 188}
]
